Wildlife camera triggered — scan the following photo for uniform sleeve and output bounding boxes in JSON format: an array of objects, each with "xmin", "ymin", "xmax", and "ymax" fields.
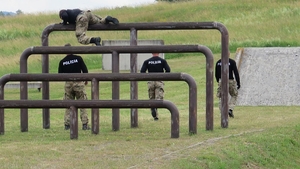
[
  {"xmin": 215, "ymin": 61, "xmax": 221, "ymax": 83},
  {"xmin": 60, "ymin": 12, "xmax": 69, "ymax": 25},
  {"xmin": 140, "ymin": 61, "xmax": 147, "ymax": 73},
  {"xmin": 232, "ymin": 61, "xmax": 240, "ymax": 86},
  {"xmin": 164, "ymin": 60, "xmax": 171, "ymax": 73},
  {"xmin": 58, "ymin": 61, "xmax": 63, "ymax": 73},
  {"xmin": 79, "ymin": 57, "xmax": 88, "ymax": 73}
]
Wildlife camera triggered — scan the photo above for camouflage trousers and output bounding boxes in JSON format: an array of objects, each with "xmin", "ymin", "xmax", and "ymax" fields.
[
  {"xmin": 216, "ymin": 79, "xmax": 238, "ymax": 111},
  {"xmin": 147, "ymin": 81, "xmax": 164, "ymax": 100},
  {"xmin": 75, "ymin": 10, "xmax": 107, "ymax": 45},
  {"xmin": 64, "ymin": 81, "xmax": 88, "ymax": 125}
]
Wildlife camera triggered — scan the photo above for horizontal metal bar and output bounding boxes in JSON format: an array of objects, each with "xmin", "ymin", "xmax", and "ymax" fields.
[
  {"xmin": 43, "ymin": 22, "xmax": 225, "ymax": 32},
  {"xmin": 0, "ymin": 73, "xmax": 192, "ymax": 83},
  {"xmin": 0, "ymin": 100, "xmax": 179, "ymax": 138}
]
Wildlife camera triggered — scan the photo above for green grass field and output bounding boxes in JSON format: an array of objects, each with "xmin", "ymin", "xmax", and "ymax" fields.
[{"xmin": 1, "ymin": 0, "xmax": 300, "ymax": 168}]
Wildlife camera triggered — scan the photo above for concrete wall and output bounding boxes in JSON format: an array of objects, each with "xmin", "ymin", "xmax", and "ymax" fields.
[
  {"xmin": 235, "ymin": 47, "xmax": 300, "ymax": 106},
  {"xmin": 5, "ymin": 82, "xmax": 42, "ymax": 92},
  {"xmin": 102, "ymin": 40, "xmax": 164, "ymax": 70}
]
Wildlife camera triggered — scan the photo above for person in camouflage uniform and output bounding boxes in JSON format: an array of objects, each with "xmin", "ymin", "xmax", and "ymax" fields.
[
  {"xmin": 215, "ymin": 57, "xmax": 241, "ymax": 118},
  {"xmin": 140, "ymin": 53, "xmax": 171, "ymax": 120},
  {"xmin": 58, "ymin": 43, "xmax": 90, "ymax": 130},
  {"xmin": 59, "ymin": 9, "xmax": 119, "ymax": 46}
]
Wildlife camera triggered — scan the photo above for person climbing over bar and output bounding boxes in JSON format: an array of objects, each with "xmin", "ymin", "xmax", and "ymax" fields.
[{"xmin": 59, "ymin": 8, "xmax": 119, "ymax": 46}]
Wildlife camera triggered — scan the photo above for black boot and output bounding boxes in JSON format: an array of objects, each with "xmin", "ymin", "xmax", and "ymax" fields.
[
  {"xmin": 64, "ymin": 124, "xmax": 70, "ymax": 130},
  {"xmin": 105, "ymin": 16, "xmax": 119, "ymax": 25},
  {"xmin": 228, "ymin": 109, "xmax": 234, "ymax": 118},
  {"xmin": 82, "ymin": 123, "xmax": 90, "ymax": 130},
  {"xmin": 90, "ymin": 37, "xmax": 101, "ymax": 46},
  {"xmin": 151, "ymin": 108, "xmax": 159, "ymax": 121}
]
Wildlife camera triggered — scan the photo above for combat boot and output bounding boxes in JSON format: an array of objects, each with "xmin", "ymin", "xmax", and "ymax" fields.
[
  {"xmin": 82, "ymin": 123, "xmax": 90, "ymax": 130},
  {"xmin": 90, "ymin": 37, "xmax": 101, "ymax": 46},
  {"xmin": 105, "ymin": 16, "xmax": 119, "ymax": 25},
  {"xmin": 64, "ymin": 124, "xmax": 70, "ymax": 130},
  {"xmin": 228, "ymin": 109, "xmax": 234, "ymax": 118},
  {"xmin": 151, "ymin": 108, "xmax": 159, "ymax": 121}
]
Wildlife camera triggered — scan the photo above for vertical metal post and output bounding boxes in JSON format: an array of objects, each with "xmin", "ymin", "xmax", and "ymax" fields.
[
  {"xmin": 70, "ymin": 106, "xmax": 78, "ymax": 139},
  {"xmin": 0, "ymin": 85, "xmax": 4, "ymax": 134},
  {"xmin": 91, "ymin": 78, "xmax": 99, "ymax": 134},
  {"xmin": 20, "ymin": 68, "xmax": 28, "ymax": 132},
  {"xmin": 111, "ymin": 51, "xmax": 120, "ymax": 131},
  {"xmin": 168, "ymin": 102, "xmax": 180, "ymax": 138},
  {"xmin": 41, "ymin": 31, "xmax": 50, "ymax": 129},
  {"xmin": 186, "ymin": 74, "xmax": 198, "ymax": 134},
  {"xmin": 220, "ymin": 29, "xmax": 229, "ymax": 128},
  {"xmin": 130, "ymin": 28, "xmax": 138, "ymax": 128},
  {"xmin": 204, "ymin": 47, "xmax": 214, "ymax": 131}
]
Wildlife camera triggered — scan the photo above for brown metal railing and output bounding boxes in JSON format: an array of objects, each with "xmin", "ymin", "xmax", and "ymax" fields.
[
  {"xmin": 19, "ymin": 45, "xmax": 214, "ymax": 133},
  {"xmin": 40, "ymin": 22, "xmax": 229, "ymax": 128},
  {"xmin": 0, "ymin": 72, "xmax": 197, "ymax": 137},
  {"xmin": 0, "ymin": 100, "xmax": 179, "ymax": 139}
]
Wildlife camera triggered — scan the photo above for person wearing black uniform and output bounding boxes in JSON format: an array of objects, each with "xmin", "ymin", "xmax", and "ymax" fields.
[
  {"xmin": 215, "ymin": 58, "xmax": 241, "ymax": 118},
  {"xmin": 140, "ymin": 53, "xmax": 171, "ymax": 120},
  {"xmin": 59, "ymin": 9, "xmax": 119, "ymax": 46},
  {"xmin": 58, "ymin": 43, "xmax": 90, "ymax": 130}
]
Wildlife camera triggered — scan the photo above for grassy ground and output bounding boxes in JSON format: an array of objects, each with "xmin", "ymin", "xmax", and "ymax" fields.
[
  {"xmin": 1, "ymin": 0, "xmax": 300, "ymax": 168},
  {"xmin": 1, "ymin": 56, "xmax": 300, "ymax": 169}
]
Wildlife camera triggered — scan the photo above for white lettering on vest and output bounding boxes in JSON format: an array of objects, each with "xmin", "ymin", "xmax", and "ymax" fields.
[
  {"xmin": 63, "ymin": 59, "xmax": 78, "ymax": 65},
  {"xmin": 148, "ymin": 60, "xmax": 162, "ymax": 64}
]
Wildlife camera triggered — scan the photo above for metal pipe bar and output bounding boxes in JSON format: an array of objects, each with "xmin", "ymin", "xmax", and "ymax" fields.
[
  {"xmin": 0, "ymin": 73, "xmax": 196, "ymax": 135},
  {"xmin": 18, "ymin": 45, "xmax": 214, "ymax": 132},
  {"xmin": 0, "ymin": 100, "xmax": 179, "ymax": 138},
  {"xmin": 41, "ymin": 21, "xmax": 229, "ymax": 128},
  {"xmin": 42, "ymin": 22, "xmax": 227, "ymax": 32}
]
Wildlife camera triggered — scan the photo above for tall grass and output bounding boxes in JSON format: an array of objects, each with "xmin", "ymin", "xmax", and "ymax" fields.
[{"xmin": 0, "ymin": 0, "xmax": 299, "ymax": 76}]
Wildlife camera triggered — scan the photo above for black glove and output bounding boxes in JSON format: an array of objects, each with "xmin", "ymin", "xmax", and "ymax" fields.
[
  {"xmin": 237, "ymin": 84, "xmax": 240, "ymax": 89},
  {"xmin": 105, "ymin": 16, "xmax": 119, "ymax": 25}
]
